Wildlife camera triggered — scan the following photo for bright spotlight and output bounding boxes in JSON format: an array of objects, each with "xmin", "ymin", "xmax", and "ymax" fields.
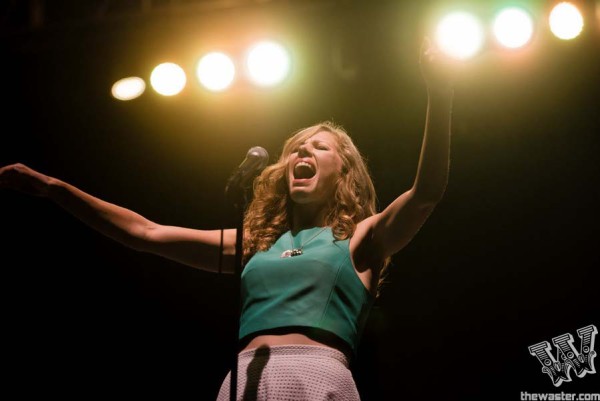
[
  {"xmin": 245, "ymin": 41, "xmax": 291, "ymax": 87},
  {"xmin": 493, "ymin": 7, "xmax": 534, "ymax": 49},
  {"xmin": 150, "ymin": 62, "xmax": 187, "ymax": 96},
  {"xmin": 549, "ymin": 2, "xmax": 584, "ymax": 40},
  {"xmin": 196, "ymin": 52, "xmax": 235, "ymax": 92},
  {"xmin": 435, "ymin": 12, "xmax": 485, "ymax": 60},
  {"xmin": 111, "ymin": 77, "xmax": 146, "ymax": 101}
]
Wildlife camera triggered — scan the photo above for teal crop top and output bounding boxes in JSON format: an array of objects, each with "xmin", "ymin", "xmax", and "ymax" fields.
[{"xmin": 239, "ymin": 226, "xmax": 374, "ymax": 353}]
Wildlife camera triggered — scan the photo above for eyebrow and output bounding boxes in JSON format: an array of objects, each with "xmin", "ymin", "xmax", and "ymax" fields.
[
  {"xmin": 309, "ymin": 138, "xmax": 332, "ymax": 146},
  {"xmin": 291, "ymin": 136, "xmax": 334, "ymax": 151}
]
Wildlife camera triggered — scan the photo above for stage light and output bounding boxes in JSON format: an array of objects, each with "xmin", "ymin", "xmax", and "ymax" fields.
[
  {"xmin": 435, "ymin": 11, "xmax": 485, "ymax": 60},
  {"xmin": 245, "ymin": 41, "xmax": 291, "ymax": 87},
  {"xmin": 111, "ymin": 77, "xmax": 146, "ymax": 101},
  {"xmin": 549, "ymin": 2, "xmax": 584, "ymax": 40},
  {"xmin": 493, "ymin": 7, "xmax": 534, "ymax": 49},
  {"xmin": 150, "ymin": 62, "xmax": 187, "ymax": 96},
  {"xmin": 196, "ymin": 52, "xmax": 236, "ymax": 92}
]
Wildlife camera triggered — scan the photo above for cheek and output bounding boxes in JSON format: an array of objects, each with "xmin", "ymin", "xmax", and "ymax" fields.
[{"xmin": 321, "ymin": 161, "xmax": 343, "ymax": 188}]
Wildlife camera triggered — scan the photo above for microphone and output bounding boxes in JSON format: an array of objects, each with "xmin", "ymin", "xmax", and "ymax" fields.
[{"xmin": 225, "ymin": 146, "xmax": 269, "ymax": 202}]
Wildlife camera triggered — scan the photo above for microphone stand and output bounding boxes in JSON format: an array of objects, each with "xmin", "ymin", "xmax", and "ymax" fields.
[
  {"xmin": 225, "ymin": 181, "xmax": 249, "ymax": 401},
  {"xmin": 223, "ymin": 145, "xmax": 268, "ymax": 401}
]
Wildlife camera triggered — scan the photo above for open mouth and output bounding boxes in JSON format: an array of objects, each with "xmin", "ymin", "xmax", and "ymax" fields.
[{"xmin": 293, "ymin": 161, "xmax": 316, "ymax": 179}]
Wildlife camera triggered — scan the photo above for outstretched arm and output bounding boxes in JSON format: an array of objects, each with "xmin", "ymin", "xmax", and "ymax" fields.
[
  {"xmin": 0, "ymin": 163, "xmax": 236, "ymax": 273},
  {"xmin": 358, "ymin": 38, "xmax": 460, "ymax": 263}
]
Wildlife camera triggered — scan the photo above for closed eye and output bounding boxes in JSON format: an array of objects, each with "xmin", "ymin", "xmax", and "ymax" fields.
[{"xmin": 313, "ymin": 141, "xmax": 331, "ymax": 150}]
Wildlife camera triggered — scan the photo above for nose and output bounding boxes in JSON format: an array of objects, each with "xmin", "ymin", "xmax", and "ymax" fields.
[{"xmin": 298, "ymin": 143, "xmax": 312, "ymax": 157}]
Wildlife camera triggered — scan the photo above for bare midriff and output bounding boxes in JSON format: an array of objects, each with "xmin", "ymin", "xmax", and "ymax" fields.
[{"xmin": 241, "ymin": 333, "xmax": 332, "ymax": 352}]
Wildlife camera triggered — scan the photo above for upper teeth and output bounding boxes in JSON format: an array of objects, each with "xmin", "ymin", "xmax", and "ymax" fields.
[{"xmin": 296, "ymin": 161, "xmax": 312, "ymax": 169}]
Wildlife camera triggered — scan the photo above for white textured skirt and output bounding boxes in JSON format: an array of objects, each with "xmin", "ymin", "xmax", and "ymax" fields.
[{"xmin": 216, "ymin": 345, "xmax": 360, "ymax": 401}]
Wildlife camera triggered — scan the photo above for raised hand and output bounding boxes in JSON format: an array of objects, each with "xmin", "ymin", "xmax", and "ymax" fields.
[
  {"xmin": 419, "ymin": 36, "xmax": 463, "ymax": 95},
  {"xmin": 0, "ymin": 163, "xmax": 53, "ymax": 197}
]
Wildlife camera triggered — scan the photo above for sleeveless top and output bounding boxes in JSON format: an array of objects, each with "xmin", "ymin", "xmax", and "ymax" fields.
[{"xmin": 239, "ymin": 227, "xmax": 374, "ymax": 353}]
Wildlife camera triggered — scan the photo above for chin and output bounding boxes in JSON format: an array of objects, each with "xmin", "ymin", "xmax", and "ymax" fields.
[
  {"xmin": 290, "ymin": 188, "xmax": 334, "ymax": 207},
  {"xmin": 289, "ymin": 189, "xmax": 312, "ymax": 204}
]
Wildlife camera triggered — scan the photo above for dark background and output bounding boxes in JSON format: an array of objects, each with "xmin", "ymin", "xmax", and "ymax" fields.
[{"xmin": 1, "ymin": 1, "xmax": 598, "ymax": 399}]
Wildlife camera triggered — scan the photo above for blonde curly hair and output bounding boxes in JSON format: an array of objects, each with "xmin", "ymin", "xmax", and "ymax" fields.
[{"xmin": 243, "ymin": 121, "xmax": 390, "ymax": 295}]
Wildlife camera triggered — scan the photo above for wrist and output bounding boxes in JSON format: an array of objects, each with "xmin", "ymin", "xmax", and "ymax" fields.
[
  {"xmin": 427, "ymin": 86, "xmax": 454, "ymax": 100},
  {"xmin": 44, "ymin": 177, "xmax": 64, "ymax": 199},
  {"xmin": 427, "ymin": 89, "xmax": 454, "ymax": 111}
]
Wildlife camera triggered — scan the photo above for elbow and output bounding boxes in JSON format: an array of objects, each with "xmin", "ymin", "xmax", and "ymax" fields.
[
  {"xmin": 124, "ymin": 222, "xmax": 157, "ymax": 252},
  {"xmin": 110, "ymin": 230, "xmax": 147, "ymax": 253},
  {"xmin": 411, "ymin": 186, "xmax": 446, "ymax": 208},
  {"xmin": 127, "ymin": 237, "xmax": 148, "ymax": 253}
]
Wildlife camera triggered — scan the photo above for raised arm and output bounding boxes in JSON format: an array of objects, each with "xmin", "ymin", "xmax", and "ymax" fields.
[
  {"xmin": 358, "ymin": 38, "xmax": 460, "ymax": 263},
  {"xmin": 0, "ymin": 163, "xmax": 236, "ymax": 273}
]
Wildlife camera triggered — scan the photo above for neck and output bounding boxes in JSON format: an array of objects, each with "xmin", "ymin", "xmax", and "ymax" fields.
[{"xmin": 291, "ymin": 202, "xmax": 329, "ymax": 232}]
